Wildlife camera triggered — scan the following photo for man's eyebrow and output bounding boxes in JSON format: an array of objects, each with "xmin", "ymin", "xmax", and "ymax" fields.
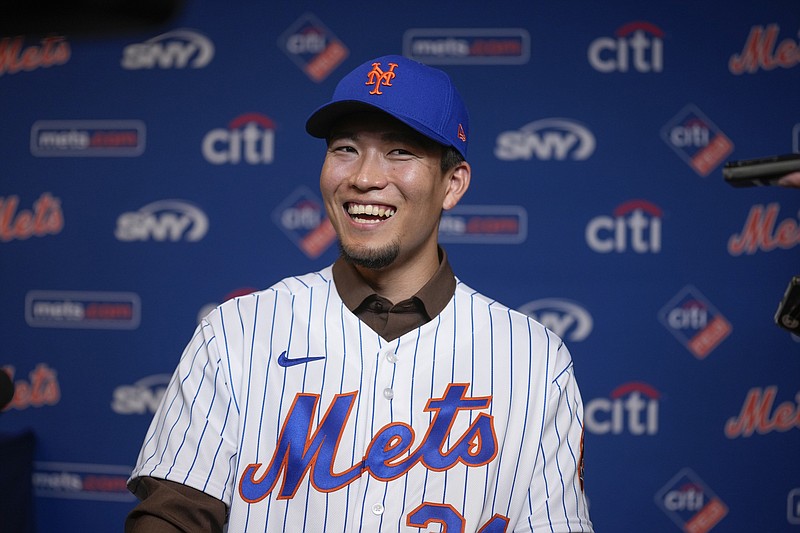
[{"xmin": 327, "ymin": 130, "xmax": 358, "ymax": 143}]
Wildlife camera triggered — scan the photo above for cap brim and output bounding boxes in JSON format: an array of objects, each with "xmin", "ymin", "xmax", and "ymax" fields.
[{"xmin": 305, "ymin": 100, "xmax": 453, "ymax": 150}]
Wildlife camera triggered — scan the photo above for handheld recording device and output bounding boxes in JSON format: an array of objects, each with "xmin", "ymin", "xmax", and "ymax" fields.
[
  {"xmin": 723, "ymin": 153, "xmax": 800, "ymax": 187},
  {"xmin": 775, "ymin": 276, "xmax": 800, "ymax": 335}
]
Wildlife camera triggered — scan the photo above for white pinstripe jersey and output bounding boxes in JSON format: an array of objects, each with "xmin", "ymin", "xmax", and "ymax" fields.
[{"xmin": 130, "ymin": 265, "xmax": 593, "ymax": 532}]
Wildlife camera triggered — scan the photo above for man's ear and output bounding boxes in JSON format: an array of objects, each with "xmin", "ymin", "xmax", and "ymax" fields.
[{"xmin": 442, "ymin": 161, "xmax": 471, "ymax": 211}]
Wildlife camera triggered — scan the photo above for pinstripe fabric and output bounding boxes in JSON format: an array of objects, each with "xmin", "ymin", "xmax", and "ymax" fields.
[{"xmin": 130, "ymin": 266, "xmax": 593, "ymax": 532}]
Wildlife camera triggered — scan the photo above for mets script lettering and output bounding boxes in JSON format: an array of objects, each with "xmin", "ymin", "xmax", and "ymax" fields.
[
  {"xmin": 239, "ymin": 383, "xmax": 497, "ymax": 502},
  {"xmin": 365, "ymin": 61, "xmax": 398, "ymax": 95}
]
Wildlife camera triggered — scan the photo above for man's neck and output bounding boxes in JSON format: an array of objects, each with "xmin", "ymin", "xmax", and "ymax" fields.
[{"xmin": 354, "ymin": 249, "xmax": 441, "ymax": 303}]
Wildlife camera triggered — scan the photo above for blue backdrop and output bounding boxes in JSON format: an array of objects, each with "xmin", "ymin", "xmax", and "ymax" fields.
[{"xmin": 2, "ymin": 1, "xmax": 799, "ymax": 531}]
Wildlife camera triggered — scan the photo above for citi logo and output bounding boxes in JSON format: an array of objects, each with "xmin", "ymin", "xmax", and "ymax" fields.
[
  {"xmin": 494, "ymin": 118, "xmax": 595, "ymax": 161},
  {"xmin": 517, "ymin": 298, "xmax": 593, "ymax": 342},
  {"xmin": 585, "ymin": 382, "xmax": 660, "ymax": 436},
  {"xmin": 202, "ymin": 113, "xmax": 275, "ymax": 165},
  {"xmin": 585, "ymin": 199, "xmax": 662, "ymax": 253},
  {"xmin": 111, "ymin": 374, "xmax": 171, "ymax": 415},
  {"xmin": 121, "ymin": 28, "xmax": 214, "ymax": 70},
  {"xmin": 588, "ymin": 21, "xmax": 664, "ymax": 73},
  {"xmin": 115, "ymin": 200, "xmax": 208, "ymax": 242}
]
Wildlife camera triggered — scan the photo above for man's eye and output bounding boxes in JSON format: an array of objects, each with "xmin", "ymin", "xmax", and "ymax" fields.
[{"xmin": 332, "ymin": 145, "xmax": 356, "ymax": 153}]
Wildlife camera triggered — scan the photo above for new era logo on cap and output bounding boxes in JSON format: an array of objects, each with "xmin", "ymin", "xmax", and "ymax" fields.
[{"xmin": 306, "ymin": 54, "xmax": 469, "ymax": 158}]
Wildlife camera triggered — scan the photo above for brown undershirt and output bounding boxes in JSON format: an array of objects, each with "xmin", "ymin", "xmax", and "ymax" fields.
[{"xmin": 125, "ymin": 249, "xmax": 457, "ymax": 531}]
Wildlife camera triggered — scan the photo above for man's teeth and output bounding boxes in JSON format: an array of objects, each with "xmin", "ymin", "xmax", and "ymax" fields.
[{"xmin": 348, "ymin": 204, "xmax": 395, "ymax": 218}]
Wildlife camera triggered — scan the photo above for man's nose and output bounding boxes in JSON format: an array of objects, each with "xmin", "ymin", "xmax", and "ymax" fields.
[{"xmin": 352, "ymin": 154, "xmax": 389, "ymax": 190}]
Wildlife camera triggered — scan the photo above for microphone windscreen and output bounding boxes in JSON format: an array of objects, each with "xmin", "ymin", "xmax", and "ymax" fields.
[{"xmin": 0, "ymin": 370, "xmax": 15, "ymax": 411}]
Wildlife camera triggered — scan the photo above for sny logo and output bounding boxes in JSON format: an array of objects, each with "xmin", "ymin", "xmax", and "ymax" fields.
[
  {"xmin": 121, "ymin": 29, "xmax": 214, "ymax": 70},
  {"xmin": 518, "ymin": 298, "xmax": 593, "ymax": 342},
  {"xmin": 366, "ymin": 62, "xmax": 398, "ymax": 95},
  {"xmin": 495, "ymin": 118, "xmax": 595, "ymax": 161},
  {"xmin": 115, "ymin": 200, "xmax": 208, "ymax": 242}
]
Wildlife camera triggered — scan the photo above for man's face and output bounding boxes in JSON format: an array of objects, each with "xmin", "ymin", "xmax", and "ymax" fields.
[{"xmin": 320, "ymin": 112, "xmax": 467, "ymax": 271}]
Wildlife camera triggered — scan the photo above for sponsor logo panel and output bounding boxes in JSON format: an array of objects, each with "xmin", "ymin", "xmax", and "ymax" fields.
[
  {"xmin": 495, "ymin": 118, "xmax": 595, "ymax": 161},
  {"xmin": 115, "ymin": 199, "xmax": 208, "ymax": 242},
  {"xmin": 588, "ymin": 20, "xmax": 665, "ymax": 73},
  {"xmin": 439, "ymin": 205, "xmax": 527, "ymax": 244},
  {"xmin": 728, "ymin": 203, "xmax": 800, "ymax": 255},
  {"xmin": 25, "ymin": 291, "xmax": 141, "ymax": 329},
  {"xmin": 585, "ymin": 199, "xmax": 662, "ymax": 253},
  {"xmin": 0, "ymin": 35, "xmax": 70, "ymax": 76},
  {"xmin": 725, "ymin": 386, "xmax": 800, "ymax": 438},
  {"xmin": 121, "ymin": 28, "xmax": 214, "ymax": 70},
  {"xmin": 789, "ymin": 488, "xmax": 800, "ymax": 525},
  {"xmin": 655, "ymin": 468, "xmax": 728, "ymax": 533},
  {"xmin": 0, "ymin": 192, "xmax": 64, "ymax": 242},
  {"xmin": 279, "ymin": 13, "xmax": 348, "ymax": 82},
  {"xmin": 658, "ymin": 286, "xmax": 731, "ymax": 359},
  {"xmin": 31, "ymin": 120, "xmax": 145, "ymax": 157},
  {"xmin": 403, "ymin": 28, "xmax": 530, "ymax": 65},
  {"xmin": 273, "ymin": 186, "xmax": 336, "ymax": 259},
  {"xmin": 661, "ymin": 104, "xmax": 733, "ymax": 177},
  {"xmin": 33, "ymin": 462, "xmax": 135, "ymax": 502},
  {"xmin": 584, "ymin": 382, "xmax": 660, "ymax": 436},
  {"xmin": 111, "ymin": 374, "xmax": 171, "ymax": 415},
  {"xmin": 729, "ymin": 24, "xmax": 800, "ymax": 75},
  {"xmin": 517, "ymin": 298, "xmax": 593, "ymax": 342},
  {"xmin": 1, "ymin": 363, "xmax": 61, "ymax": 412},
  {"xmin": 202, "ymin": 113, "xmax": 275, "ymax": 165}
]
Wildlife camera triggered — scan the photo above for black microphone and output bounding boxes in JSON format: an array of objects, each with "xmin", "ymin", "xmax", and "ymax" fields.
[{"xmin": 0, "ymin": 370, "xmax": 15, "ymax": 411}]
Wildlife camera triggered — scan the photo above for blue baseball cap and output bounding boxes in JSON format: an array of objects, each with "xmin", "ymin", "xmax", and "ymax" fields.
[{"xmin": 306, "ymin": 54, "xmax": 469, "ymax": 159}]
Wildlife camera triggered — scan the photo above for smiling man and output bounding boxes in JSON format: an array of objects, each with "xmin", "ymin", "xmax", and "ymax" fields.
[{"xmin": 126, "ymin": 55, "xmax": 593, "ymax": 533}]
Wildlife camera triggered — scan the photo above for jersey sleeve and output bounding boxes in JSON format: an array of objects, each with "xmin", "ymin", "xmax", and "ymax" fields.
[
  {"xmin": 519, "ymin": 340, "xmax": 593, "ymax": 533},
  {"xmin": 128, "ymin": 316, "xmax": 240, "ymax": 506}
]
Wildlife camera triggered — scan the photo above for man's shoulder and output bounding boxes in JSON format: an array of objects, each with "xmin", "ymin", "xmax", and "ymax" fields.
[
  {"xmin": 209, "ymin": 265, "xmax": 335, "ymax": 318},
  {"xmin": 454, "ymin": 280, "xmax": 564, "ymax": 343}
]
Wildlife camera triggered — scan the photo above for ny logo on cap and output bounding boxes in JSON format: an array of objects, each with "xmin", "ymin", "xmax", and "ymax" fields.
[{"xmin": 366, "ymin": 62, "xmax": 398, "ymax": 95}]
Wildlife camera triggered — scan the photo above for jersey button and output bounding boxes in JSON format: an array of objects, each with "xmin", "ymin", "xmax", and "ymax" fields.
[
  {"xmin": 372, "ymin": 503, "xmax": 384, "ymax": 515},
  {"xmin": 383, "ymin": 387, "xmax": 394, "ymax": 400},
  {"xmin": 386, "ymin": 353, "xmax": 398, "ymax": 364}
]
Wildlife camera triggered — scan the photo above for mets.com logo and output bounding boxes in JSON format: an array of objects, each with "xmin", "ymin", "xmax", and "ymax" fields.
[
  {"xmin": 439, "ymin": 205, "xmax": 527, "ymax": 244},
  {"xmin": 30, "ymin": 120, "xmax": 145, "ymax": 157},
  {"xmin": 25, "ymin": 290, "xmax": 140, "ymax": 329},
  {"xmin": 403, "ymin": 28, "xmax": 529, "ymax": 65},
  {"xmin": 34, "ymin": 462, "xmax": 135, "ymax": 502}
]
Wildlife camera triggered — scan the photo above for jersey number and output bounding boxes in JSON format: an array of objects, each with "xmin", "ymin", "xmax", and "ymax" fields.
[{"xmin": 406, "ymin": 503, "xmax": 509, "ymax": 532}]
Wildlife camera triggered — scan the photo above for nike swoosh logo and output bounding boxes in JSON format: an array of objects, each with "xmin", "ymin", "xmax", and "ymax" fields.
[{"xmin": 277, "ymin": 351, "xmax": 326, "ymax": 367}]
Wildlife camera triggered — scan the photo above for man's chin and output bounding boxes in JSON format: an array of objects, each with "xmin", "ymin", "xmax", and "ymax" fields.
[{"xmin": 339, "ymin": 241, "xmax": 400, "ymax": 270}]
